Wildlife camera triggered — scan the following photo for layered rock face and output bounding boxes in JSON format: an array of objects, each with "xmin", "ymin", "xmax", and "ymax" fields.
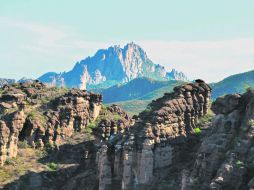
[
  {"xmin": 95, "ymin": 80, "xmax": 212, "ymax": 190},
  {"xmin": 185, "ymin": 90, "xmax": 254, "ymax": 190},
  {"xmin": 39, "ymin": 43, "xmax": 187, "ymax": 90},
  {"xmin": 0, "ymin": 81, "xmax": 102, "ymax": 166},
  {"xmin": 94, "ymin": 104, "xmax": 133, "ymax": 141}
]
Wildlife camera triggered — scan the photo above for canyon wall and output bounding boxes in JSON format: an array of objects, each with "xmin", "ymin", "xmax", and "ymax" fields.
[
  {"xmin": 184, "ymin": 90, "xmax": 254, "ymax": 190},
  {"xmin": 95, "ymin": 79, "xmax": 212, "ymax": 190}
]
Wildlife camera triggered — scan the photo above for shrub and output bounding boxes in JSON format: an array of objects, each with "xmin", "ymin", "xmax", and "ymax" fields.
[
  {"xmin": 236, "ymin": 160, "xmax": 244, "ymax": 166},
  {"xmin": 101, "ymin": 104, "xmax": 107, "ymax": 110},
  {"xmin": 46, "ymin": 162, "xmax": 59, "ymax": 171},
  {"xmin": 112, "ymin": 114, "xmax": 122, "ymax": 121},
  {"xmin": 249, "ymin": 119, "xmax": 254, "ymax": 126},
  {"xmin": 27, "ymin": 110, "xmax": 47, "ymax": 124},
  {"xmin": 194, "ymin": 127, "xmax": 202, "ymax": 135},
  {"xmin": 5, "ymin": 158, "xmax": 15, "ymax": 166},
  {"xmin": 45, "ymin": 143, "xmax": 55, "ymax": 152},
  {"xmin": 18, "ymin": 140, "xmax": 29, "ymax": 149},
  {"xmin": 84, "ymin": 127, "xmax": 93, "ymax": 134},
  {"xmin": 87, "ymin": 121, "xmax": 97, "ymax": 129},
  {"xmin": 245, "ymin": 85, "xmax": 253, "ymax": 92},
  {"xmin": 196, "ymin": 112, "xmax": 214, "ymax": 128}
]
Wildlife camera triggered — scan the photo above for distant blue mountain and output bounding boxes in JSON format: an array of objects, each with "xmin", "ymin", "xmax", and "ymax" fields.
[
  {"xmin": 0, "ymin": 78, "xmax": 15, "ymax": 87},
  {"xmin": 38, "ymin": 42, "xmax": 187, "ymax": 89}
]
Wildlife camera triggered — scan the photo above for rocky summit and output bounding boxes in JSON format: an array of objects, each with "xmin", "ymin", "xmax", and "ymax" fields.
[
  {"xmin": 38, "ymin": 42, "xmax": 187, "ymax": 90},
  {"xmin": 1, "ymin": 80, "xmax": 254, "ymax": 190}
]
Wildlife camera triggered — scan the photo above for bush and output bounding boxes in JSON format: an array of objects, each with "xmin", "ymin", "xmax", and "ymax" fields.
[
  {"xmin": 87, "ymin": 121, "xmax": 97, "ymax": 129},
  {"xmin": 5, "ymin": 158, "xmax": 15, "ymax": 166},
  {"xmin": 46, "ymin": 162, "xmax": 59, "ymax": 171},
  {"xmin": 27, "ymin": 110, "xmax": 47, "ymax": 124},
  {"xmin": 18, "ymin": 140, "xmax": 29, "ymax": 149},
  {"xmin": 44, "ymin": 143, "xmax": 55, "ymax": 152},
  {"xmin": 236, "ymin": 160, "xmax": 244, "ymax": 166},
  {"xmin": 249, "ymin": 119, "xmax": 254, "ymax": 126},
  {"xmin": 245, "ymin": 85, "xmax": 253, "ymax": 92},
  {"xmin": 194, "ymin": 127, "xmax": 202, "ymax": 135},
  {"xmin": 196, "ymin": 112, "xmax": 214, "ymax": 128},
  {"xmin": 83, "ymin": 127, "xmax": 93, "ymax": 134},
  {"xmin": 101, "ymin": 104, "xmax": 107, "ymax": 110}
]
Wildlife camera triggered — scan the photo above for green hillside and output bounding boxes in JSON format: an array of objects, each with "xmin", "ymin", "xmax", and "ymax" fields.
[
  {"xmin": 107, "ymin": 100, "xmax": 151, "ymax": 116},
  {"xmin": 100, "ymin": 77, "xmax": 181, "ymax": 103},
  {"xmin": 138, "ymin": 81, "xmax": 184, "ymax": 100},
  {"xmin": 100, "ymin": 78, "xmax": 183, "ymax": 115},
  {"xmin": 211, "ymin": 70, "xmax": 254, "ymax": 99},
  {"xmin": 103, "ymin": 70, "xmax": 254, "ymax": 115}
]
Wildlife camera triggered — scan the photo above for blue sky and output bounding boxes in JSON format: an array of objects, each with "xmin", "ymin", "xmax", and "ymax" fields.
[{"xmin": 0, "ymin": 0, "xmax": 254, "ymax": 82}]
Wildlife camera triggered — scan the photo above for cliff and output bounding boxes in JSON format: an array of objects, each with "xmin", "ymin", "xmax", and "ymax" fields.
[
  {"xmin": 95, "ymin": 81, "xmax": 254, "ymax": 190},
  {"xmin": 0, "ymin": 81, "xmax": 102, "ymax": 166},
  {"xmin": 95, "ymin": 79, "xmax": 212, "ymax": 190}
]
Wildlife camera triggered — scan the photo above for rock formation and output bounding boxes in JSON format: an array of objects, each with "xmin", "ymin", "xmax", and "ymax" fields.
[
  {"xmin": 93, "ymin": 104, "xmax": 133, "ymax": 141},
  {"xmin": 185, "ymin": 89, "xmax": 254, "ymax": 190},
  {"xmin": 94, "ymin": 83, "xmax": 254, "ymax": 190},
  {"xmin": 95, "ymin": 79, "xmax": 212, "ymax": 190},
  {"xmin": 0, "ymin": 81, "xmax": 102, "ymax": 166},
  {"xmin": 3, "ymin": 79, "xmax": 254, "ymax": 190}
]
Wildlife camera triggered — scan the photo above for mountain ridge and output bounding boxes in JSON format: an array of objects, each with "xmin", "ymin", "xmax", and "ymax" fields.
[{"xmin": 38, "ymin": 42, "xmax": 187, "ymax": 89}]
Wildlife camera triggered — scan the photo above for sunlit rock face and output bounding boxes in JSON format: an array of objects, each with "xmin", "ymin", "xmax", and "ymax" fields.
[
  {"xmin": 38, "ymin": 42, "xmax": 187, "ymax": 90},
  {"xmin": 95, "ymin": 79, "xmax": 212, "ymax": 190},
  {"xmin": 0, "ymin": 81, "xmax": 102, "ymax": 166}
]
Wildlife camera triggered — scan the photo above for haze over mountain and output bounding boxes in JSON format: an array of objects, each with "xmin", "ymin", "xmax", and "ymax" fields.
[{"xmin": 38, "ymin": 43, "xmax": 187, "ymax": 89}]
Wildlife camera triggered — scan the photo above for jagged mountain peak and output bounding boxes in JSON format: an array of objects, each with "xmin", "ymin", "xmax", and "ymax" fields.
[{"xmin": 38, "ymin": 42, "xmax": 187, "ymax": 89}]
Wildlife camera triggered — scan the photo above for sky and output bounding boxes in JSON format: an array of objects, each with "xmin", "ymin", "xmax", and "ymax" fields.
[{"xmin": 0, "ymin": 0, "xmax": 254, "ymax": 82}]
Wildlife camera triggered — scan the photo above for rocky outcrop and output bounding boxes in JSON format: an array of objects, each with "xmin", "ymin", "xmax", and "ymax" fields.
[
  {"xmin": 184, "ymin": 89, "xmax": 254, "ymax": 190},
  {"xmin": 0, "ymin": 81, "xmax": 102, "ymax": 166},
  {"xmin": 4, "ymin": 79, "xmax": 254, "ymax": 190},
  {"xmin": 94, "ymin": 104, "xmax": 133, "ymax": 141},
  {"xmin": 38, "ymin": 42, "xmax": 187, "ymax": 90},
  {"xmin": 95, "ymin": 79, "xmax": 211, "ymax": 190}
]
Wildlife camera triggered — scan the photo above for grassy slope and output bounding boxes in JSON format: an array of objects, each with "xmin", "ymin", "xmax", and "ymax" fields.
[
  {"xmin": 138, "ymin": 81, "xmax": 184, "ymax": 100},
  {"xmin": 107, "ymin": 100, "xmax": 151, "ymax": 116},
  {"xmin": 100, "ymin": 77, "xmax": 173, "ymax": 103},
  {"xmin": 106, "ymin": 70, "xmax": 254, "ymax": 115},
  {"xmin": 108, "ymin": 80, "xmax": 184, "ymax": 115},
  {"xmin": 211, "ymin": 70, "xmax": 254, "ymax": 99}
]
